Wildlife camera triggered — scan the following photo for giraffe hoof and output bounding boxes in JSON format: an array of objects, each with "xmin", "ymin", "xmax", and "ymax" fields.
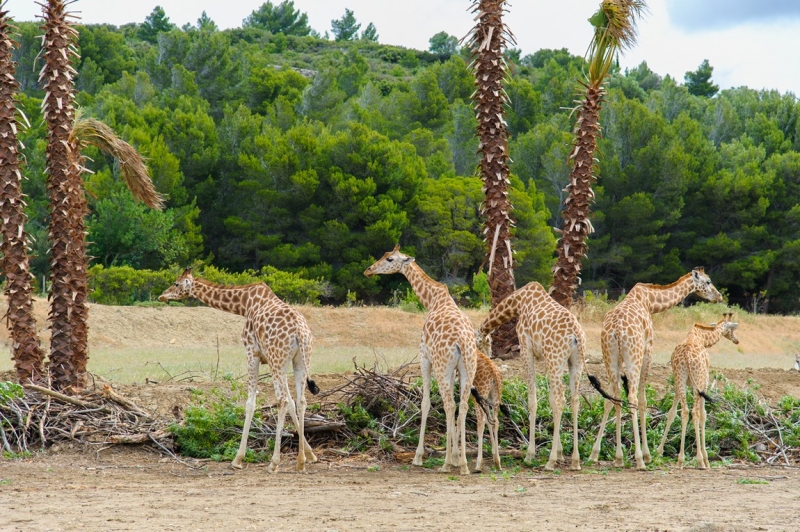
[
  {"xmin": 438, "ymin": 464, "xmax": 452, "ymax": 474},
  {"xmin": 230, "ymin": 461, "xmax": 244, "ymax": 470},
  {"xmin": 544, "ymin": 461, "xmax": 557, "ymax": 471},
  {"xmin": 267, "ymin": 462, "xmax": 280, "ymax": 474},
  {"xmin": 570, "ymin": 460, "xmax": 581, "ymax": 471}
]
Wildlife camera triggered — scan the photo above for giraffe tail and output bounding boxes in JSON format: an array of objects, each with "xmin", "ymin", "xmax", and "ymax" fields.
[
  {"xmin": 621, "ymin": 374, "xmax": 629, "ymax": 398},
  {"xmin": 470, "ymin": 387, "xmax": 493, "ymax": 421},
  {"xmin": 499, "ymin": 403, "xmax": 511, "ymax": 417},
  {"xmin": 587, "ymin": 375, "xmax": 623, "ymax": 406},
  {"xmin": 698, "ymin": 390, "xmax": 715, "ymax": 403},
  {"xmin": 575, "ymin": 334, "xmax": 624, "ymax": 406},
  {"xmin": 307, "ymin": 378, "xmax": 320, "ymax": 395}
]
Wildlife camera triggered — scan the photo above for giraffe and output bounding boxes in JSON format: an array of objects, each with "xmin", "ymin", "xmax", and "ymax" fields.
[
  {"xmin": 477, "ymin": 282, "xmax": 618, "ymax": 471},
  {"xmin": 472, "ymin": 348, "xmax": 503, "ymax": 472},
  {"xmin": 794, "ymin": 353, "xmax": 800, "ymax": 371},
  {"xmin": 656, "ymin": 313, "xmax": 739, "ymax": 469},
  {"xmin": 364, "ymin": 245, "xmax": 479, "ymax": 475},
  {"xmin": 158, "ymin": 269, "xmax": 318, "ymax": 473},
  {"xmin": 588, "ymin": 267, "xmax": 724, "ymax": 470}
]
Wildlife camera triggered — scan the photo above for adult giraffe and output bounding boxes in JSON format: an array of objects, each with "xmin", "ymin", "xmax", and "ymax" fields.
[
  {"xmin": 159, "ymin": 269, "xmax": 318, "ymax": 473},
  {"xmin": 364, "ymin": 245, "xmax": 480, "ymax": 475},
  {"xmin": 588, "ymin": 267, "xmax": 723, "ymax": 470}
]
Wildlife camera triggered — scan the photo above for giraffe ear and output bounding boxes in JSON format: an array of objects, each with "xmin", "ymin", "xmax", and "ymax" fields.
[
  {"xmin": 405, "ymin": 256, "xmax": 415, "ymax": 264},
  {"xmin": 182, "ymin": 267, "xmax": 193, "ymax": 276},
  {"xmin": 392, "ymin": 243, "xmax": 400, "ymax": 253}
]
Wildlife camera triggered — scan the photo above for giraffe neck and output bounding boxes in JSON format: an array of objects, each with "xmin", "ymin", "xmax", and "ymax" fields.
[
  {"xmin": 640, "ymin": 273, "xmax": 694, "ymax": 314},
  {"xmin": 689, "ymin": 324, "xmax": 724, "ymax": 348},
  {"xmin": 191, "ymin": 279, "xmax": 261, "ymax": 316},
  {"xmin": 400, "ymin": 261, "xmax": 450, "ymax": 311},
  {"xmin": 481, "ymin": 286, "xmax": 525, "ymax": 334}
]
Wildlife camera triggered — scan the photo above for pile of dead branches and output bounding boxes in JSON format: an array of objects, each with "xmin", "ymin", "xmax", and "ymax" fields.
[{"xmin": 0, "ymin": 382, "xmax": 170, "ymax": 454}]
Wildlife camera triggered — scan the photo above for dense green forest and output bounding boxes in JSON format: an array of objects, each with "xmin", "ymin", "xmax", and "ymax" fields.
[{"xmin": 8, "ymin": 4, "xmax": 800, "ymax": 312}]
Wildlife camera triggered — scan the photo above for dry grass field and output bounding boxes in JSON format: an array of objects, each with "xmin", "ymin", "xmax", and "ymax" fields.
[{"xmin": 2, "ymin": 296, "xmax": 800, "ymax": 531}]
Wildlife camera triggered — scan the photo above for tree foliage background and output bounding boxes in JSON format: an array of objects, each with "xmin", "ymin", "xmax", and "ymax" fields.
[{"xmin": 6, "ymin": 4, "xmax": 800, "ymax": 312}]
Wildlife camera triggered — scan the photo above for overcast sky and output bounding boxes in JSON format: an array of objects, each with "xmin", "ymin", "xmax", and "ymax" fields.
[{"xmin": 6, "ymin": 0, "xmax": 800, "ymax": 96}]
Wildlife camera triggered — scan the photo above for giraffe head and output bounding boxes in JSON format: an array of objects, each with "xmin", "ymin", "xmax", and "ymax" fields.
[
  {"xmin": 476, "ymin": 328, "xmax": 492, "ymax": 355},
  {"xmin": 158, "ymin": 268, "xmax": 195, "ymax": 302},
  {"xmin": 719, "ymin": 312, "xmax": 739, "ymax": 345},
  {"xmin": 690, "ymin": 267, "xmax": 724, "ymax": 303},
  {"xmin": 363, "ymin": 244, "xmax": 415, "ymax": 277}
]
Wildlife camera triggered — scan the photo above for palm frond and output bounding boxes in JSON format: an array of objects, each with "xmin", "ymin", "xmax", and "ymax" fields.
[
  {"xmin": 69, "ymin": 115, "xmax": 165, "ymax": 210},
  {"xmin": 586, "ymin": 0, "xmax": 648, "ymax": 84}
]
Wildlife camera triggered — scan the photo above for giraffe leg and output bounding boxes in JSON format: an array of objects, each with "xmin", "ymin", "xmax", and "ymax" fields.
[
  {"xmin": 545, "ymin": 372, "xmax": 565, "ymax": 471},
  {"xmin": 700, "ymin": 395, "xmax": 710, "ymax": 469},
  {"xmin": 268, "ymin": 372, "xmax": 291, "ymax": 474},
  {"xmin": 613, "ymin": 398, "xmax": 624, "ymax": 467},
  {"xmin": 589, "ymin": 397, "xmax": 613, "ymax": 463},
  {"xmin": 231, "ymin": 351, "xmax": 259, "ymax": 469},
  {"xmin": 456, "ymin": 365, "xmax": 471, "ymax": 475},
  {"xmin": 639, "ymin": 353, "xmax": 653, "ymax": 464},
  {"xmin": 291, "ymin": 353, "xmax": 315, "ymax": 471},
  {"xmin": 413, "ymin": 355, "xmax": 432, "ymax": 467},
  {"xmin": 438, "ymin": 381, "xmax": 456, "ymax": 473},
  {"xmin": 693, "ymin": 392, "xmax": 707, "ymax": 469},
  {"xmin": 677, "ymin": 392, "xmax": 689, "ymax": 468},
  {"xmin": 657, "ymin": 393, "xmax": 679, "ymax": 457},
  {"xmin": 628, "ymin": 374, "xmax": 646, "ymax": 470},
  {"xmin": 523, "ymin": 341, "xmax": 538, "ymax": 464},
  {"xmin": 568, "ymin": 357, "xmax": 581, "ymax": 471},
  {"xmin": 474, "ymin": 400, "xmax": 485, "ymax": 473},
  {"xmin": 491, "ymin": 404, "xmax": 502, "ymax": 471}
]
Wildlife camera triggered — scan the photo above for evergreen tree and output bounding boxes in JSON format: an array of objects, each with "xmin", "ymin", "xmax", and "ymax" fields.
[
  {"xmin": 361, "ymin": 22, "xmax": 379, "ymax": 42},
  {"xmin": 242, "ymin": 1, "xmax": 311, "ymax": 36},
  {"xmin": 685, "ymin": 59, "xmax": 719, "ymax": 98},
  {"xmin": 331, "ymin": 9, "xmax": 360, "ymax": 41},
  {"xmin": 138, "ymin": 6, "xmax": 175, "ymax": 43}
]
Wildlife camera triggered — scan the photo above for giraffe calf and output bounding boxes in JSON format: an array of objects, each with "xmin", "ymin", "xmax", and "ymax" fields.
[
  {"xmin": 657, "ymin": 313, "xmax": 739, "ymax": 469},
  {"xmin": 472, "ymin": 349, "xmax": 503, "ymax": 472}
]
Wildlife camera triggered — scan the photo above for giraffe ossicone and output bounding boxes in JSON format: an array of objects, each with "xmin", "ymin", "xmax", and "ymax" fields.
[
  {"xmin": 657, "ymin": 313, "xmax": 739, "ymax": 469},
  {"xmin": 159, "ymin": 268, "xmax": 319, "ymax": 473},
  {"xmin": 364, "ymin": 245, "xmax": 478, "ymax": 475},
  {"xmin": 589, "ymin": 267, "xmax": 724, "ymax": 470}
]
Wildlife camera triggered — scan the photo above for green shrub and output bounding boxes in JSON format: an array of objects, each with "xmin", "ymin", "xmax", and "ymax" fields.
[
  {"xmin": 169, "ymin": 380, "xmax": 266, "ymax": 463},
  {"xmin": 87, "ymin": 263, "xmax": 330, "ymax": 305}
]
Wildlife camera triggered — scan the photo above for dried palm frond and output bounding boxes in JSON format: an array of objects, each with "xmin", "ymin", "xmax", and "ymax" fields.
[{"xmin": 70, "ymin": 115, "xmax": 165, "ymax": 210}]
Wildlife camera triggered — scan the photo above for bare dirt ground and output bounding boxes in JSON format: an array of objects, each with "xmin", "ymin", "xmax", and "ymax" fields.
[{"xmin": 2, "ymin": 298, "xmax": 800, "ymax": 531}]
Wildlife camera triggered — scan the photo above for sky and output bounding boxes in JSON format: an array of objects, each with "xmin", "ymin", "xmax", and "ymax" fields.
[{"xmin": 6, "ymin": 0, "xmax": 800, "ymax": 96}]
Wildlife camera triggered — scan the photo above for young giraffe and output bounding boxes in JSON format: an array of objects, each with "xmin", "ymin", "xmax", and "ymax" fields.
[
  {"xmin": 477, "ymin": 282, "xmax": 617, "ymax": 471},
  {"xmin": 656, "ymin": 313, "xmax": 739, "ymax": 469},
  {"xmin": 588, "ymin": 267, "xmax": 724, "ymax": 470},
  {"xmin": 364, "ymin": 245, "xmax": 479, "ymax": 475},
  {"xmin": 472, "ymin": 349, "xmax": 503, "ymax": 472},
  {"xmin": 159, "ymin": 269, "xmax": 318, "ymax": 473}
]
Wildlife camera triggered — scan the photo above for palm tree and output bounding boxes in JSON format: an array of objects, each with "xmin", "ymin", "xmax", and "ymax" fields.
[
  {"xmin": 550, "ymin": 0, "xmax": 647, "ymax": 308},
  {"xmin": 40, "ymin": 1, "xmax": 163, "ymax": 390},
  {"xmin": 0, "ymin": 8, "xmax": 45, "ymax": 384},
  {"xmin": 466, "ymin": 0, "xmax": 519, "ymax": 358}
]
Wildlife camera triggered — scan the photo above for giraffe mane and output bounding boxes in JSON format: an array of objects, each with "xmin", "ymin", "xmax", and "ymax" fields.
[
  {"xmin": 195, "ymin": 278, "xmax": 270, "ymax": 291},
  {"xmin": 692, "ymin": 323, "xmax": 717, "ymax": 331},
  {"xmin": 635, "ymin": 272, "xmax": 692, "ymax": 291}
]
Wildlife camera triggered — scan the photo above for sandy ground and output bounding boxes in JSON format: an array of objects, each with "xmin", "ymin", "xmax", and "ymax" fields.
[
  {"xmin": 2, "ymin": 297, "xmax": 800, "ymax": 531},
  {"xmin": 2, "ymin": 448, "xmax": 799, "ymax": 532}
]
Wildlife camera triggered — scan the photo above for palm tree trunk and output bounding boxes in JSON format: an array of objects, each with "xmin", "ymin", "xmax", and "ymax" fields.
[
  {"xmin": 40, "ymin": 0, "xmax": 88, "ymax": 390},
  {"xmin": 0, "ymin": 9, "xmax": 45, "ymax": 384},
  {"xmin": 550, "ymin": 83, "xmax": 604, "ymax": 308},
  {"xmin": 467, "ymin": 0, "xmax": 519, "ymax": 358}
]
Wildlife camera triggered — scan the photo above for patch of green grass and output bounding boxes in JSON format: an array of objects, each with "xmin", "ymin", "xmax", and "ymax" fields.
[
  {"xmin": 737, "ymin": 478, "xmax": 769, "ymax": 485},
  {"xmin": 422, "ymin": 456, "xmax": 444, "ymax": 469},
  {"xmin": 367, "ymin": 465, "xmax": 380, "ymax": 472}
]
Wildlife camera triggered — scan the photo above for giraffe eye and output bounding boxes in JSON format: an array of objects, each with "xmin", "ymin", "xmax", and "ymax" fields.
[{"xmin": 386, "ymin": 258, "xmax": 394, "ymax": 263}]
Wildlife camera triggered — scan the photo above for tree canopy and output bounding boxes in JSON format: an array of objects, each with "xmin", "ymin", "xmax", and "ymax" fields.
[{"xmin": 4, "ymin": 18, "xmax": 800, "ymax": 313}]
